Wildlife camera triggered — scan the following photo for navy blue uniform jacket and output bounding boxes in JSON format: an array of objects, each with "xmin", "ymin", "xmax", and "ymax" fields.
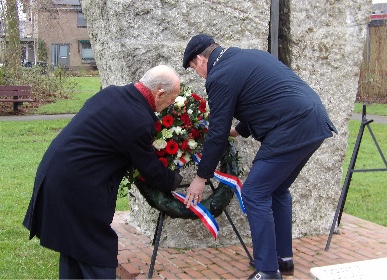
[
  {"xmin": 23, "ymin": 84, "xmax": 181, "ymax": 267},
  {"xmin": 197, "ymin": 47, "xmax": 337, "ymax": 178}
]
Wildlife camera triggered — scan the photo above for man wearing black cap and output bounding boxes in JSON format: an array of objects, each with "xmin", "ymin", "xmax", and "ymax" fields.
[{"xmin": 182, "ymin": 34, "xmax": 337, "ymax": 280}]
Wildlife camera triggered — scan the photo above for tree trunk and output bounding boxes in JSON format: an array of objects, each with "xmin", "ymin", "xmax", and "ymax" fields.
[{"xmin": 6, "ymin": 0, "xmax": 21, "ymax": 71}]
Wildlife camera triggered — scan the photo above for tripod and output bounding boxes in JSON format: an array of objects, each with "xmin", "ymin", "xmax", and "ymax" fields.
[
  {"xmin": 147, "ymin": 179, "xmax": 253, "ymax": 278},
  {"xmin": 325, "ymin": 105, "xmax": 387, "ymax": 250}
]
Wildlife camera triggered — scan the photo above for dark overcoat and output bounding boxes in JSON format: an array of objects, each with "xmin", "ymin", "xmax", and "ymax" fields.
[
  {"xmin": 197, "ymin": 47, "xmax": 337, "ymax": 178},
  {"xmin": 23, "ymin": 83, "xmax": 180, "ymax": 268}
]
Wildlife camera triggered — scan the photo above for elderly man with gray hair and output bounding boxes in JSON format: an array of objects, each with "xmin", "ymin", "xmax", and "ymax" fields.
[{"xmin": 23, "ymin": 65, "xmax": 183, "ymax": 279}]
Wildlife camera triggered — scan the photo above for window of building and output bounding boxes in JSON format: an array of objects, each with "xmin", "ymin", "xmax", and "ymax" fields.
[
  {"xmin": 59, "ymin": 45, "xmax": 68, "ymax": 58},
  {"xmin": 79, "ymin": 40, "xmax": 94, "ymax": 63},
  {"xmin": 77, "ymin": 12, "xmax": 87, "ymax": 28}
]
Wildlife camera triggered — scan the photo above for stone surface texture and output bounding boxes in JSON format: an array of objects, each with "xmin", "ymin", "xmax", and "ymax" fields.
[{"xmin": 80, "ymin": 0, "xmax": 372, "ymax": 248}]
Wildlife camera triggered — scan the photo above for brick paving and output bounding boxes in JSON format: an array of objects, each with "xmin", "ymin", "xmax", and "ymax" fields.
[{"xmin": 112, "ymin": 212, "xmax": 387, "ymax": 279}]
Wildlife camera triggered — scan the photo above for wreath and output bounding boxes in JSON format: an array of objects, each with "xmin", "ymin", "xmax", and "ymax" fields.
[
  {"xmin": 133, "ymin": 141, "xmax": 240, "ymax": 219},
  {"xmin": 120, "ymin": 84, "xmax": 243, "ymax": 220}
]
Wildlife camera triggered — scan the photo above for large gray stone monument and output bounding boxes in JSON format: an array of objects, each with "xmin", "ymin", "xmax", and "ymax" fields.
[{"xmin": 81, "ymin": 0, "xmax": 372, "ymax": 248}]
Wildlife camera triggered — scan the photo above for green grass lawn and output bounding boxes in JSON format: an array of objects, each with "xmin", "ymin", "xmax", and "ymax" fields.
[
  {"xmin": 341, "ymin": 120, "xmax": 387, "ymax": 225},
  {"xmin": 354, "ymin": 102, "xmax": 387, "ymax": 116},
  {"xmin": 1, "ymin": 120, "xmax": 66, "ymax": 279},
  {"xmin": 31, "ymin": 76, "xmax": 101, "ymax": 115},
  {"xmin": 1, "ymin": 119, "xmax": 129, "ymax": 279},
  {"xmin": 1, "ymin": 76, "xmax": 386, "ymax": 278}
]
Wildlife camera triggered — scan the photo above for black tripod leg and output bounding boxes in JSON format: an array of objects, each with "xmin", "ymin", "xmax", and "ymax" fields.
[
  {"xmin": 325, "ymin": 177, "xmax": 352, "ymax": 251},
  {"xmin": 222, "ymin": 209, "xmax": 254, "ymax": 263},
  {"xmin": 206, "ymin": 179, "xmax": 253, "ymax": 263},
  {"xmin": 367, "ymin": 123, "xmax": 387, "ymax": 167},
  {"xmin": 152, "ymin": 212, "xmax": 161, "ymax": 245},
  {"xmin": 325, "ymin": 113, "xmax": 367, "ymax": 250},
  {"xmin": 148, "ymin": 212, "xmax": 165, "ymax": 279}
]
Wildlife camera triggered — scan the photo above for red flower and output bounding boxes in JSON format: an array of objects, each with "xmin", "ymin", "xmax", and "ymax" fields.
[
  {"xmin": 165, "ymin": 140, "xmax": 179, "ymax": 155},
  {"xmin": 199, "ymin": 100, "xmax": 207, "ymax": 113},
  {"xmin": 159, "ymin": 157, "xmax": 169, "ymax": 167},
  {"xmin": 155, "ymin": 121, "xmax": 162, "ymax": 132},
  {"xmin": 162, "ymin": 115, "xmax": 174, "ymax": 127},
  {"xmin": 123, "ymin": 84, "xmax": 211, "ymax": 189},
  {"xmin": 155, "ymin": 149, "xmax": 166, "ymax": 157},
  {"xmin": 190, "ymin": 128, "xmax": 200, "ymax": 139},
  {"xmin": 191, "ymin": 93, "xmax": 202, "ymax": 101},
  {"xmin": 181, "ymin": 113, "xmax": 191, "ymax": 126},
  {"xmin": 181, "ymin": 139, "xmax": 189, "ymax": 151}
]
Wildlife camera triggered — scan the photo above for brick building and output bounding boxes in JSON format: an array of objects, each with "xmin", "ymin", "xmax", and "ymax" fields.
[{"xmin": 23, "ymin": 0, "xmax": 94, "ymax": 70}]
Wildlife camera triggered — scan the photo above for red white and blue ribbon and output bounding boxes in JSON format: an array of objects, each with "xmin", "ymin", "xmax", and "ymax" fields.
[
  {"xmin": 175, "ymin": 153, "xmax": 189, "ymax": 169},
  {"xmin": 192, "ymin": 153, "xmax": 246, "ymax": 215},
  {"xmin": 172, "ymin": 192, "xmax": 219, "ymax": 240},
  {"xmin": 213, "ymin": 170, "xmax": 246, "ymax": 215}
]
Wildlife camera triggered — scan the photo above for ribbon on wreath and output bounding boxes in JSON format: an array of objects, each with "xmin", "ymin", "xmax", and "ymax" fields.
[
  {"xmin": 192, "ymin": 153, "xmax": 246, "ymax": 215},
  {"xmin": 172, "ymin": 192, "xmax": 219, "ymax": 240},
  {"xmin": 175, "ymin": 153, "xmax": 190, "ymax": 169}
]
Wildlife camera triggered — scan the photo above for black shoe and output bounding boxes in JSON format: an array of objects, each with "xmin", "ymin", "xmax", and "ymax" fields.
[
  {"xmin": 247, "ymin": 270, "xmax": 283, "ymax": 280},
  {"xmin": 278, "ymin": 259, "xmax": 294, "ymax": 276},
  {"xmin": 249, "ymin": 259, "xmax": 294, "ymax": 276}
]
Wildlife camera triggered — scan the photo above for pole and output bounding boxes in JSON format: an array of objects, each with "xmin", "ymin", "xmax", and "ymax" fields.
[{"xmin": 270, "ymin": 0, "xmax": 279, "ymax": 58}]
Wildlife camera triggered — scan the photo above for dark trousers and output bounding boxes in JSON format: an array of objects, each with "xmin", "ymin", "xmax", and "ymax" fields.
[
  {"xmin": 241, "ymin": 140, "xmax": 324, "ymax": 272},
  {"xmin": 59, "ymin": 253, "xmax": 116, "ymax": 279}
]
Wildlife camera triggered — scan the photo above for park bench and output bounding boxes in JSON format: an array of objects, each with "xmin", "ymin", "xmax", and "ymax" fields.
[{"xmin": 0, "ymin": 86, "xmax": 33, "ymax": 111}]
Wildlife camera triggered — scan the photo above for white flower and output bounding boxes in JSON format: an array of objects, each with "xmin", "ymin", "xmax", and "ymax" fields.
[
  {"xmin": 172, "ymin": 126, "xmax": 183, "ymax": 135},
  {"xmin": 188, "ymin": 139, "xmax": 198, "ymax": 150},
  {"xmin": 161, "ymin": 128, "xmax": 173, "ymax": 139},
  {"xmin": 153, "ymin": 139, "xmax": 167, "ymax": 150},
  {"xmin": 175, "ymin": 96, "xmax": 186, "ymax": 107},
  {"xmin": 187, "ymin": 109, "xmax": 193, "ymax": 115},
  {"xmin": 176, "ymin": 149, "xmax": 183, "ymax": 158}
]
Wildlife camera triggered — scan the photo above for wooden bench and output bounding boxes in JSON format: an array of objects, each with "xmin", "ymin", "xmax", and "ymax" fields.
[{"xmin": 0, "ymin": 86, "xmax": 33, "ymax": 111}]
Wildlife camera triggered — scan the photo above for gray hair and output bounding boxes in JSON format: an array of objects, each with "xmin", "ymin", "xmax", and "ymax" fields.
[{"xmin": 140, "ymin": 65, "xmax": 179, "ymax": 93}]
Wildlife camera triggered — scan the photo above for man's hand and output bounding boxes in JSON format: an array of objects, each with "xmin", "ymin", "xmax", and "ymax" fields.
[{"xmin": 184, "ymin": 175, "xmax": 206, "ymax": 208}]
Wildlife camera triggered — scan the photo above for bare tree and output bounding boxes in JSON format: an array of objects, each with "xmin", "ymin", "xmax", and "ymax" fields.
[{"xmin": 2, "ymin": 0, "xmax": 21, "ymax": 71}]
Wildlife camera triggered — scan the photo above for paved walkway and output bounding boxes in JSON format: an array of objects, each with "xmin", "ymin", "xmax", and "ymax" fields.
[
  {"xmin": 113, "ymin": 212, "xmax": 387, "ymax": 279},
  {"xmin": 0, "ymin": 113, "xmax": 76, "ymax": 121},
  {"xmin": 1, "ymin": 113, "xmax": 387, "ymax": 124},
  {"xmin": 351, "ymin": 113, "xmax": 387, "ymax": 124}
]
